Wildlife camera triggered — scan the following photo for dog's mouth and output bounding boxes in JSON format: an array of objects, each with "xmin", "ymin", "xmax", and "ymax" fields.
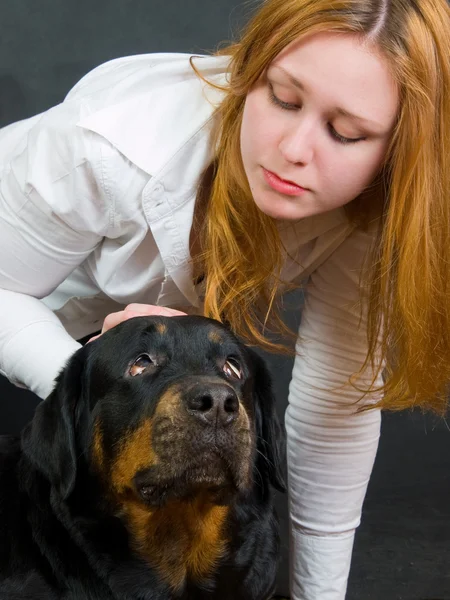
[{"xmin": 133, "ymin": 451, "xmax": 239, "ymax": 507}]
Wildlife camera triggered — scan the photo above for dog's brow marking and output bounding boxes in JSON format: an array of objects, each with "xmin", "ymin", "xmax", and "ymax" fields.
[
  {"xmin": 156, "ymin": 323, "xmax": 167, "ymax": 335},
  {"xmin": 126, "ymin": 494, "xmax": 229, "ymax": 590},
  {"xmin": 111, "ymin": 419, "xmax": 157, "ymax": 494},
  {"xmin": 208, "ymin": 330, "xmax": 223, "ymax": 344}
]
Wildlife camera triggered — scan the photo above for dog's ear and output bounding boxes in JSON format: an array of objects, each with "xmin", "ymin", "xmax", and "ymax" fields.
[
  {"xmin": 247, "ymin": 348, "xmax": 287, "ymax": 493},
  {"xmin": 21, "ymin": 344, "xmax": 92, "ymax": 500}
]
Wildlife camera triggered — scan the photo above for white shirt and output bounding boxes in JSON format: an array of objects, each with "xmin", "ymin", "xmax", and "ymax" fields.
[{"xmin": 0, "ymin": 52, "xmax": 382, "ymax": 599}]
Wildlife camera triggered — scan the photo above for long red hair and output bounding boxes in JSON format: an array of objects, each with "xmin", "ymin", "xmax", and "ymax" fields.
[{"xmin": 191, "ymin": 0, "xmax": 450, "ymax": 413}]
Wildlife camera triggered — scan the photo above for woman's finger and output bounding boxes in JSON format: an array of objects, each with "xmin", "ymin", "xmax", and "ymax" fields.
[
  {"xmin": 123, "ymin": 304, "xmax": 187, "ymax": 317},
  {"xmin": 101, "ymin": 310, "xmax": 127, "ymax": 333},
  {"xmin": 87, "ymin": 304, "xmax": 187, "ymax": 343}
]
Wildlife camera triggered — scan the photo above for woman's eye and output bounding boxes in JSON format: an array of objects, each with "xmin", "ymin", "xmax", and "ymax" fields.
[
  {"xmin": 129, "ymin": 354, "xmax": 154, "ymax": 377},
  {"xmin": 328, "ymin": 124, "xmax": 366, "ymax": 145},
  {"xmin": 268, "ymin": 82, "xmax": 299, "ymax": 111},
  {"xmin": 223, "ymin": 358, "xmax": 242, "ymax": 380},
  {"xmin": 268, "ymin": 82, "xmax": 366, "ymax": 145}
]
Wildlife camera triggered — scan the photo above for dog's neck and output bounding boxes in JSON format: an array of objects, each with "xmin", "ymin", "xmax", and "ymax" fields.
[{"xmin": 120, "ymin": 493, "xmax": 229, "ymax": 591}]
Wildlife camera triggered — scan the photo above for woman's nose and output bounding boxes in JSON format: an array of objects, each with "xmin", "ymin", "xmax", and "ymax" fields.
[{"xmin": 279, "ymin": 117, "xmax": 316, "ymax": 165}]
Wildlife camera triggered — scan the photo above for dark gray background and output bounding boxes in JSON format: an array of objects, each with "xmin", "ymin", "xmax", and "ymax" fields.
[{"xmin": 1, "ymin": 2, "xmax": 450, "ymax": 598}]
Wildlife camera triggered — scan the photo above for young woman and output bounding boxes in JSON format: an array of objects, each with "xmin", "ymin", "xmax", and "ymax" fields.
[{"xmin": 1, "ymin": 0, "xmax": 449, "ymax": 597}]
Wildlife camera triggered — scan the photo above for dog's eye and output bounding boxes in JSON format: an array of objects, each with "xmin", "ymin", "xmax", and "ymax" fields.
[
  {"xmin": 223, "ymin": 358, "xmax": 242, "ymax": 380},
  {"xmin": 129, "ymin": 354, "xmax": 154, "ymax": 377}
]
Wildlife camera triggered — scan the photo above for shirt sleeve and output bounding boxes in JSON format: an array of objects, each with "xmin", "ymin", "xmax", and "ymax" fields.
[
  {"xmin": 286, "ymin": 225, "xmax": 382, "ymax": 599},
  {"xmin": 0, "ymin": 100, "xmax": 111, "ymax": 399}
]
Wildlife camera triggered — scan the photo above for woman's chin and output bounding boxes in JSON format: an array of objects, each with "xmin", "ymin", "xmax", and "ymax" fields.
[{"xmin": 254, "ymin": 197, "xmax": 309, "ymax": 221}]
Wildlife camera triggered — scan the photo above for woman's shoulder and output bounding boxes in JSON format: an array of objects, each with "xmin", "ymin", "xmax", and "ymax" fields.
[
  {"xmin": 62, "ymin": 52, "xmax": 231, "ymax": 177},
  {"xmin": 64, "ymin": 52, "xmax": 231, "ymax": 108}
]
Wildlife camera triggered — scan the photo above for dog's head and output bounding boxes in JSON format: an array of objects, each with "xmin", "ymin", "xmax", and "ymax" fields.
[{"xmin": 22, "ymin": 316, "xmax": 285, "ymax": 509}]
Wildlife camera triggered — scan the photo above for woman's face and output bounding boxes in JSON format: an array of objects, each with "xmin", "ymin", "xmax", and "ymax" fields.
[{"xmin": 240, "ymin": 31, "xmax": 399, "ymax": 221}]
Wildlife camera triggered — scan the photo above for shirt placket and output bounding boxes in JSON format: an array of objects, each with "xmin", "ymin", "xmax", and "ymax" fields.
[{"xmin": 142, "ymin": 179, "xmax": 200, "ymax": 309}]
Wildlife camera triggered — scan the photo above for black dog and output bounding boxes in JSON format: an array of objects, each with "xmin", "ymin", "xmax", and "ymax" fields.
[{"xmin": 0, "ymin": 316, "xmax": 286, "ymax": 600}]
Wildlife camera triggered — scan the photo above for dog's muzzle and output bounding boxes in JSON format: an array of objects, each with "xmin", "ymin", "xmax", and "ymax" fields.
[{"xmin": 132, "ymin": 379, "xmax": 253, "ymax": 506}]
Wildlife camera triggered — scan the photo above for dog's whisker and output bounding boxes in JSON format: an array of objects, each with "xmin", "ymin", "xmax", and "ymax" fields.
[
  {"xmin": 253, "ymin": 464, "xmax": 264, "ymax": 489},
  {"xmin": 255, "ymin": 446, "xmax": 276, "ymax": 469}
]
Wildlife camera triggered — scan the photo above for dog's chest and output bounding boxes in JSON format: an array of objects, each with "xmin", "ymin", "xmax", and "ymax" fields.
[{"xmin": 122, "ymin": 497, "xmax": 230, "ymax": 592}]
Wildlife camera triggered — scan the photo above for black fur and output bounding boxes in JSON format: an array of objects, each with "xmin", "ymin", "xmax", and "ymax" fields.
[{"xmin": 0, "ymin": 316, "xmax": 285, "ymax": 599}]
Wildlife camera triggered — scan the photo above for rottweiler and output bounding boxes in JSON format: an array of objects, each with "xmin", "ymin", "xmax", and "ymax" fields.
[{"xmin": 0, "ymin": 316, "xmax": 286, "ymax": 600}]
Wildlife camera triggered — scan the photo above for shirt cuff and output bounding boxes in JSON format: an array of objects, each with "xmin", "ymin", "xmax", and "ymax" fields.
[
  {"xmin": 290, "ymin": 529, "xmax": 355, "ymax": 600},
  {"xmin": 1, "ymin": 320, "xmax": 81, "ymax": 399}
]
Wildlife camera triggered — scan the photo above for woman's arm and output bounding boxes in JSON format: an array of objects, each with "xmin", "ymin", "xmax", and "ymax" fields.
[
  {"xmin": 286, "ymin": 225, "xmax": 382, "ymax": 599},
  {"xmin": 0, "ymin": 101, "xmax": 109, "ymax": 399}
]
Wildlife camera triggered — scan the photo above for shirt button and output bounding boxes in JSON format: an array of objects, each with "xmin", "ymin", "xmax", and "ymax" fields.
[{"xmin": 153, "ymin": 183, "xmax": 164, "ymax": 196}]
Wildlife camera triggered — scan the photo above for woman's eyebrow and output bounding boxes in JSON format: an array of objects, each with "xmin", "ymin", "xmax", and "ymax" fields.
[{"xmin": 270, "ymin": 64, "xmax": 386, "ymax": 131}]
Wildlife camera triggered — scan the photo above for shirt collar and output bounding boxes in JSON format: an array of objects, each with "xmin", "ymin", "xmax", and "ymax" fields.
[{"xmin": 76, "ymin": 55, "xmax": 229, "ymax": 176}]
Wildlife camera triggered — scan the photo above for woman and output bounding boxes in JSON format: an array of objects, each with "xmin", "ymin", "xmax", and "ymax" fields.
[{"xmin": 1, "ymin": 0, "xmax": 449, "ymax": 597}]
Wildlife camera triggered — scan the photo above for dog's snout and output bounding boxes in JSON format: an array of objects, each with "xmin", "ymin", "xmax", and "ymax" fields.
[{"xmin": 185, "ymin": 383, "xmax": 239, "ymax": 427}]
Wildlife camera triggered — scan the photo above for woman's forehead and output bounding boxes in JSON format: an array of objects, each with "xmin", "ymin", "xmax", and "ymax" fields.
[{"xmin": 269, "ymin": 31, "xmax": 399, "ymax": 132}]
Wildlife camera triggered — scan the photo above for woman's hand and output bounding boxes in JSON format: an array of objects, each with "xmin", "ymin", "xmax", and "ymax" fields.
[{"xmin": 88, "ymin": 303, "xmax": 187, "ymax": 342}]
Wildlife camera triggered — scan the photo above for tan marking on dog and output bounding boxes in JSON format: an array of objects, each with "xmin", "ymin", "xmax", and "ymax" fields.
[
  {"xmin": 156, "ymin": 322, "xmax": 167, "ymax": 335},
  {"xmin": 124, "ymin": 493, "xmax": 229, "ymax": 590},
  {"xmin": 111, "ymin": 419, "xmax": 157, "ymax": 494},
  {"xmin": 91, "ymin": 419, "xmax": 105, "ymax": 472},
  {"xmin": 153, "ymin": 386, "xmax": 183, "ymax": 423},
  {"xmin": 208, "ymin": 330, "xmax": 223, "ymax": 344},
  {"xmin": 117, "ymin": 386, "xmax": 231, "ymax": 588}
]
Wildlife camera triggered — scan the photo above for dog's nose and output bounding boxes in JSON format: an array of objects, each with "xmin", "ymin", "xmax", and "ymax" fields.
[{"xmin": 185, "ymin": 383, "xmax": 239, "ymax": 427}]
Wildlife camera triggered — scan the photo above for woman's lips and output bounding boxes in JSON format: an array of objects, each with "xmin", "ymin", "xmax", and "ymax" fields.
[{"xmin": 262, "ymin": 168, "xmax": 308, "ymax": 196}]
